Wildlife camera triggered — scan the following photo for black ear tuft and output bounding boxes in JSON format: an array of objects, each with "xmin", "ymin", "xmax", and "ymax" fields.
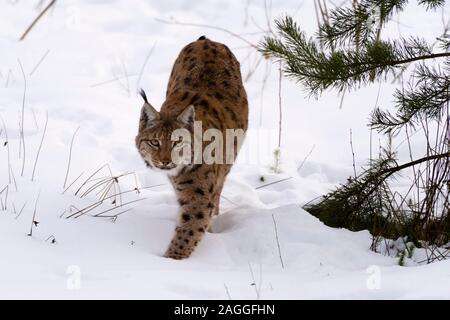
[
  {"xmin": 139, "ymin": 88, "xmax": 149, "ymax": 104},
  {"xmin": 198, "ymin": 35, "xmax": 207, "ymax": 41}
]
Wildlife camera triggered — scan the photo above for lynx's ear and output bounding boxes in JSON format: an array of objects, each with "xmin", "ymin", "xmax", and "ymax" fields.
[
  {"xmin": 139, "ymin": 89, "xmax": 159, "ymax": 127},
  {"xmin": 177, "ymin": 105, "xmax": 195, "ymax": 127}
]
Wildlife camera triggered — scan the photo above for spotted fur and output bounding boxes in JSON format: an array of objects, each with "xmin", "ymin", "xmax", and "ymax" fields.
[{"xmin": 135, "ymin": 37, "xmax": 248, "ymax": 259}]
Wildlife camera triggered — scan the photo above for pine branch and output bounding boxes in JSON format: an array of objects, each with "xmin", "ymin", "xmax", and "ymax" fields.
[
  {"xmin": 371, "ymin": 63, "xmax": 450, "ymax": 131},
  {"xmin": 418, "ymin": 0, "xmax": 446, "ymax": 10},
  {"xmin": 318, "ymin": 0, "xmax": 408, "ymax": 48},
  {"xmin": 262, "ymin": 0, "xmax": 450, "ymax": 251},
  {"xmin": 356, "ymin": 152, "xmax": 450, "ymax": 209},
  {"xmin": 260, "ymin": 16, "xmax": 448, "ymax": 95}
]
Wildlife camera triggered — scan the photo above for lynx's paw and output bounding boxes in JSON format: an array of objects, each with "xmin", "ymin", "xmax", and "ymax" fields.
[{"xmin": 163, "ymin": 249, "xmax": 191, "ymax": 260}]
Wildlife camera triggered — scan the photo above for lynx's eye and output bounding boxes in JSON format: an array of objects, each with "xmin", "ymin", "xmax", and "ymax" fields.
[{"xmin": 147, "ymin": 139, "xmax": 160, "ymax": 148}]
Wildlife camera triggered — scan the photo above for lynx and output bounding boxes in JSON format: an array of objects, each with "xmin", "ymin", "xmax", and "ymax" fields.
[{"xmin": 135, "ymin": 36, "xmax": 248, "ymax": 259}]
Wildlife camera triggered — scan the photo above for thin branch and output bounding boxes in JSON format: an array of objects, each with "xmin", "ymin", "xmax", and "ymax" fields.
[
  {"xmin": 155, "ymin": 18, "xmax": 258, "ymax": 50},
  {"xmin": 379, "ymin": 152, "xmax": 450, "ymax": 177},
  {"xmin": 136, "ymin": 43, "xmax": 156, "ymax": 93},
  {"xmin": 271, "ymin": 213, "xmax": 285, "ymax": 269},
  {"xmin": 336, "ymin": 51, "xmax": 450, "ymax": 82},
  {"xmin": 256, "ymin": 176, "xmax": 292, "ymax": 190},
  {"xmin": 30, "ymin": 49, "xmax": 51, "ymax": 76},
  {"xmin": 19, "ymin": 0, "xmax": 57, "ymax": 41}
]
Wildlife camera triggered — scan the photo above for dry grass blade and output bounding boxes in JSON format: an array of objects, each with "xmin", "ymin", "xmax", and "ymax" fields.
[
  {"xmin": 95, "ymin": 207, "xmax": 134, "ymax": 219},
  {"xmin": 248, "ymin": 262, "xmax": 261, "ymax": 300},
  {"xmin": 0, "ymin": 185, "xmax": 9, "ymax": 211},
  {"xmin": 136, "ymin": 42, "xmax": 156, "ymax": 92},
  {"xmin": 31, "ymin": 110, "xmax": 48, "ymax": 181},
  {"xmin": 272, "ymin": 213, "xmax": 285, "ymax": 269},
  {"xmin": 28, "ymin": 191, "xmax": 41, "ymax": 236},
  {"xmin": 74, "ymin": 163, "xmax": 110, "ymax": 196},
  {"xmin": 62, "ymin": 171, "xmax": 84, "ymax": 194},
  {"xmin": 297, "ymin": 144, "xmax": 316, "ymax": 172},
  {"xmin": 64, "ymin": 182, "xmax": 164, "ymax": 219},
  {"xmin": 18, "ymin": 59, "xmax": 27, "ymax": 177},
  {"xmin": 78, "ymin": 198, "xmax": 147, "ymax": 219},
  {"xmin": 0, "ymin": 115, "xmax": 11, "ymax": 184},
  {"xmin": 14, "ymin": 201, "xmax": 27, "ymax": 220},
  {"xmin": 63, "ymin": 126, "xmax": 80, "ymax": 189}
]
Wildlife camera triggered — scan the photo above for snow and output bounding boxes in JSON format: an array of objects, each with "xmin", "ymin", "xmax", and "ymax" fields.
[{"xmin": 1, "ymin": 0, "xmax": 450, "ymax": 299}]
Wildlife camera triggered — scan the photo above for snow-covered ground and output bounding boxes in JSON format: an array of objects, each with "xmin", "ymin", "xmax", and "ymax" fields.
[{"xmin": 0, "ymin": 0, "xmax": 449, "ymax": 299}]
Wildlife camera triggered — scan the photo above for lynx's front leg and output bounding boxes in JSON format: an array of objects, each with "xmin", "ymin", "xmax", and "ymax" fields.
[{"xmin": 164, "ymin": 196, "xmax": 214, "ymax": 260}]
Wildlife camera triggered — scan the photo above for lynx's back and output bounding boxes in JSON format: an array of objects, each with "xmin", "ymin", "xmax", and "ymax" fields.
[{"xmin": 162, "ymin": 36, "xmax": 248, "ymax": 132}]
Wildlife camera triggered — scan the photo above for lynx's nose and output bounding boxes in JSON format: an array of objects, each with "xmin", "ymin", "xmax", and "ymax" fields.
[{"xmin": 161, "ymin": 160, "xmax": 171, "ymax": 167}]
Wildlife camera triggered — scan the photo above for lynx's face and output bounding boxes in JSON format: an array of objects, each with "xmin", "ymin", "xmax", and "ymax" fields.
[{"xmin": 135, "ymin": 96, "xmax": 194, "ymax": 174}]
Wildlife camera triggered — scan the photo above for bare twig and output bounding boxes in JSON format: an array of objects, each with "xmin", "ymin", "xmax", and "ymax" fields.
[
  {"xmin": 136, "ymin": 43, "xmax": 156, "ymax": 93},
  {"xmin": 255, "ymin": 176, "xmax": 292, "ymax": 190},
  {"xmin": 19, "ymin": 0, "xmax": 57, "ymax": 41},
  {"xmin": 155, "ymin": 18, "xmax": 258, "ymax": 49},
  {"xmin": 271, "ymin": 213, "xmax": 285, "ymax": 268}
]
